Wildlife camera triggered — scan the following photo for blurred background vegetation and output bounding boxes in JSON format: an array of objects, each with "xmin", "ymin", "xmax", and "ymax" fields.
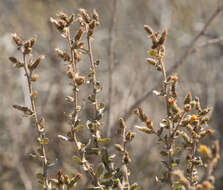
[{"xmin": 0, "ymin": 0, "xmax": 223, "ymax": 189}]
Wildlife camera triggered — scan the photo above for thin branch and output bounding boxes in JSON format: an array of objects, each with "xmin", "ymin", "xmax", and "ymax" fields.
[
  {"xmin": 191, "ymin": 37, "xmax": 223, "ymax": 53},
  {"xmin": 106, "ymin": 0, "xmax": 118, "ymax": 137},
  {"xmin": 22, "ymin": 53, "xmax": 49, "ymax": 190}
]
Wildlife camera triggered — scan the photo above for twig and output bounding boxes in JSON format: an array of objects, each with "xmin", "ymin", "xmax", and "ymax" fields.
[
  {"xmin": 106, "ymin": 0, "xmax": 118, "ymax": 137},
  {"xmin": 191, "ymin": 37, "xmax": 223, "ymax": 53},
  {"xmin": 22, "ymin": 53, "xmax": 49, "ymax": 190}
]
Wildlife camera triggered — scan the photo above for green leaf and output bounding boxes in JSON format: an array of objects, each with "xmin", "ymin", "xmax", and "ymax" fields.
[
  {"xmin": 86, "ymin": 147, "xmax": 99, "ymax": 155},
  {"xmin": 36, "ymin": 173, "xmax": 44, "ymax": 180},
  {"xmin": 160, "ymin": 151, "xmax": 168, "ymax": 156},
  {"xmin": 97, "ymin": 138, "xmax": 111, "ymax": 144},
  {"xmin": 38, "ymin": 137, "xmax": 49, "ymax": 145},
  {"xmin": 96, "ymin": 163, "xmax": 104, "ymax": 178},
  {"xmin": 73, "ymin": 125, "xmax": 84, "ymax": 132},
  {"xmin": 72, "ymin": 155, "xmax": 83, "ymax": 165}
]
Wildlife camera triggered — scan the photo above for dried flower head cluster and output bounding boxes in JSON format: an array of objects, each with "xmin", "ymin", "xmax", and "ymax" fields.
[
  {"xmin": 9, "ymin": 9, "xmax": 219, "ymax": 190},
  {"xmin": 134, "ymin": 25, "xmax": 220, "ymax": 190}
]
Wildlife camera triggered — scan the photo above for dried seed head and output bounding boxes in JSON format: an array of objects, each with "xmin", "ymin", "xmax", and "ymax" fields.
[{"xmin": 144, "ymin": 25, "xmax": 153, "ymax": 35}]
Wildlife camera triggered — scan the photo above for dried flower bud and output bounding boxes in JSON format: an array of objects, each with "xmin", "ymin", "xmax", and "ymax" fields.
[
  {"xmin": 75, "ymin": 27, "xmax": 85, "ymax": 42},
  {"xmin": 66, "ymin": 65, "xmax": 74, "ymax": 79},
  {"xmin": 50, "ymin": 17, "xmax": 66, "ymax": 33},
  {"xmin": 93, "ymin": 9, "xmax": 99, "ymax": 21},
  {"xmin": 146, "ymin": 58, "xmax": 157, "ymax": 66},
  {"xmin": 31, "ymin": 91, "xmax": 37, "ymax": 100},
  {"xmin": 11, "ymin": 33, "xmax": 23, "ymax": 46},
  {"xmin": 145, "ymin": 118, "xmax": 153, "ymax": 129},
  {"xmin": 195, "ymin": 97, "xmax": 202, "ymax": 112},
  {"xmin": 200, "ymin": 129, "xmax": 214, "ymax": 139},
  {"xmin": 30, "ymin": 37, "xmax": 37, "ymax": 47},
  {"xmin": 55, "ymin": 48, "xmax": 70, "ymax": 62},
  {"xmin": 64, "ymin": 175, "xmax": 70, "ymax": 185},
  {"xmin": 89, "ymin": 20, "xmax": 97, "ymax": 30},
  {"xmin": 115, "ymin": 144, "xmax": 124, "ymax": 152},
  {"xmin": 184, "ymin": 104, "xmax": 192, "ymax": 112},
  {"xmin": 123, "ymin": 151, "xmax": 131, "ymax": 164},
  {"xmin": 23, "ymin": 47, "xmax": 32, "ymax": 55},
  {"xmin": 144, "ymin": 25, "xmax": 153, "ymax": 35},
  {"xmin": 120, "ymin": 118, "xmax": 126, "ymax": 129},
  {"xmin": 79, "ymin": 8, "xmax": 91, "ymax": 23},
  {"xmin": 199, "ymin": 108, "xmax": 211, "ymax": 116},
  {"xmin": 57, "ymin": 12, "xmax": 69, "ymax": 22},
  {"xmin": 126, "ymin": 131, "xmax": 135, "ymax": 142},
  {"xmin": 75, "ymin": 75, "xmax": 85, "ymax": 86},
  {"xmin": 158, "ymin": 28, "xmax": 167, "ymax": 45},
  {"xmin": 29, "ymin": 55, "xmax": 45, "ymax": 71},
  {"xmin": 184, "ymin": 92, "xmax": 192, "ymax": 105}
]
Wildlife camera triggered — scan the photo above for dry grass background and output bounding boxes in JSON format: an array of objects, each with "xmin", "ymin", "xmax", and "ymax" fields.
[{"xmin": 0, "ymin": 0, "xmax": 223, "ymax": 189}]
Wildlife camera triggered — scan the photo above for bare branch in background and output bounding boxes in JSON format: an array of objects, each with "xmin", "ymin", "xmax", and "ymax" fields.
[{"xmin": 106, "ymin": 0, "xmax": 118, "ymax": 137}]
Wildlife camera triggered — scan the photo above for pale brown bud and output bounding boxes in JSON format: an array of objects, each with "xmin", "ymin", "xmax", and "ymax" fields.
[{"xmin": 144, "ymin": 25, "xmax": 153, "ymax": 35}]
